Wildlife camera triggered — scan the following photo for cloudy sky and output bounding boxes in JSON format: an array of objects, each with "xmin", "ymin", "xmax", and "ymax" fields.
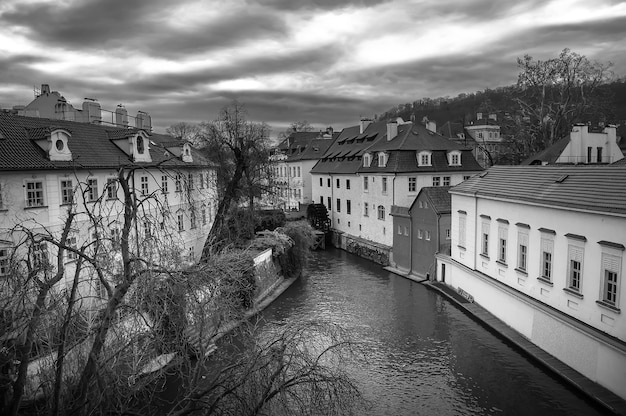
[{"xmin": 1, "ymin": 0, "xmax": 626, "ymax": 137}]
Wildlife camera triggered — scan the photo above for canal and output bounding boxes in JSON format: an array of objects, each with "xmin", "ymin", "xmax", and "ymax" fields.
[{"xmin": 259, "ymin": 248, "xmax": 607, "ymax": 416}]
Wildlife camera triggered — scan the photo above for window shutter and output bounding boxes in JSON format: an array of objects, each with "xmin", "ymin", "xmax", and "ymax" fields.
[
  {"xmin": 518, "ymin": 232, "xmax": 528, "ymax": 246},
  {"xmin": 603, "ymin": 254, "xmax": 621, "ymax": 273},
  {"xmin": 569, "ymin": 246, "xmax": 583, "ymax": 263}
]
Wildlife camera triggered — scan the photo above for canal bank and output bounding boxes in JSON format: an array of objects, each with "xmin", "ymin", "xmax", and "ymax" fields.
[{"xmin": 420, "ymin": 279, "xmax": 626, "ymax": 416}]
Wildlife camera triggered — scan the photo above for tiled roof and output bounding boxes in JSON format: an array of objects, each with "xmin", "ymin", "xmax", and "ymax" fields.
[
  {"xmin": 276, "ymin": 131, "xmax": 321, "ymax": 151},
  {"xmin": 612, "ymin": 157, "xmax": 626, "ymax": 166},
  {"xmin": 522, "ymin": 135, "xmax": 571, "ymax": 165},
  {"xmin": 0, "ymin": 112, "xmax": 211, "ymax": 171},
  {"xmin": 437, "ymin": 121, "xmax": 464, "ymax": 139},
  {"xmin": 287, "ymin": 138, "xmax": 335, "ymax": 162},
  {"xmin": 410, "ymin": 186, "xmax": 451, "ymax": 214},
  {"xmin": 311, "ymin": 120, "xmax": 483, "ymax": 175},
  {"xmin": 450, "ymin": 165, "xmax": 626, "ymax": 215}
]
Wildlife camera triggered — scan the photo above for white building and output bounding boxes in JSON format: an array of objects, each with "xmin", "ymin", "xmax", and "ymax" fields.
[
  {"xmin": 524, "ymin": 124, "xmax": 624, "ymax": 165},
  {"xmin": 311, "ymin": 118, "xmax": 482, "ymax": 263},
  {"xmin": 436, "ymin": 165, "xmax": 626, "ymax": 399},
  {"xmin": 0, "ymin": 112, "xmax": 217, "ymax": 294}
]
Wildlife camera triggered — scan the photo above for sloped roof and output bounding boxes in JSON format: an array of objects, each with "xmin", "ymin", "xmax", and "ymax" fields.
[
  {"xmin": 276, "ymin": 131, "xmax": 321, "ymax": 151},
  {"xmin": 521, "ymin": 135, "xmax": 571, "ymax": 165},
  {"xmin": 437, "ymin": 121, "xmax": 464, "ymax": 139},
  {"xmin": 450, "ymin": 165, "xmax": 626, "ymax": 215},
  {"xmin": 287, "ymin": 137, "xmax": 335, "ymax": 162},
  {"xmin": 0, "ymin": 112, "xmax": 211, "ymax": 171},
  {"xmin": 410, "ymin": 186, "xmax": 452, "ymax": 214},
  {"xmin": 368, "ymin": 123, "xmax": 466, "ymax": 152}
]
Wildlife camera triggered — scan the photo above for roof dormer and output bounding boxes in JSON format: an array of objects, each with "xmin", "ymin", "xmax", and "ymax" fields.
[
  {"xmin": 132, "ymin": 131, "xmax": 151, "ymax": 163},
  {"xmin": 417, "ymin": 150, "xmax": 432, "ymax": 167},
  {"xmin": 182, "ymin": 142, "xmax": 193, "ymax": 163},
  {"xmin": 378, "ymin": 152, "xmax": 387, "ymax": 167},
  {"xmin": 363, "ymin": 152, "xmax": 371, "ymax": 167},
  {"xmin": 49, "ymin": 128, "xmax": 72, "ymax": 161},
  {"xmin": 448, "ymin": 150, "xmax": 462, "ymax": 166}
]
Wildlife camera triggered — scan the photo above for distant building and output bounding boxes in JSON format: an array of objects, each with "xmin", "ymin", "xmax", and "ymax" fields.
[
  {"xmin": 523, "ymin": 124, "xmax": 624, "ymax": 165},
  {"xmin": 270, "ymin": 129, "xmax": 336, "ymax": 210},
  {"xmin": 311, "ymin": 117, "xmax": 482, "ymax": 264},
  {"xmin": 436, "ymin": 165, "xmax": 626, "ymax": 400},
  {"xmin": 390, "ymin": 186, "xmax": 451, "ymax": 279}
]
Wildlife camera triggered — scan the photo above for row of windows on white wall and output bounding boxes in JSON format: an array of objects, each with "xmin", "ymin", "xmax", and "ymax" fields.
[
  {"xmin": 20, "ymin": 172, "xmax": 215, "ymax": 208},
  {"xmin": 458, "ymin": 214, "xmax": 623, "ymax": 310},
  {"xmin": 273, "ymin": 166, "xmax": 301, "ymax": 177}
]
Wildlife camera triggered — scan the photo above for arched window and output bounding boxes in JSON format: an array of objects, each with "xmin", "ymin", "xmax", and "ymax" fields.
[
  {"xmin": 363, "ymin": 153, "xmax": 371, "ymax": 167},
  {"xmin": 377, "ymin": 205, "xmax": 385, "ymax": 220},
  {"xmin": 136, "ymin": 136, "xmax": 145, "ymax": 154}
]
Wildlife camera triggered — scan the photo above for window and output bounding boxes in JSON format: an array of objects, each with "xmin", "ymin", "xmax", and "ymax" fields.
[
  {"xmin": 336, "ymin": 179, "xmax": 340, "ymax": 188},
  {"xmin": 478, "ymin": 132, "xmax": 483, "ymax": 139},
  {"xmin": 199, "ymin": 173, "xmax": 205, "ymax": 189},
  {"xmin": 398, "ymin": 225, "xmax": 402, "ymax": 235},
  {"xmin": 320, "ymin": 196, "xmax": 323, "ymax": 204},
  {"xmin": 498, "ymin": 226, "xmax": 507, "ymax": 264},
  {"xmin": 175, "ymin": 175, "xmax": 182, "ymax": 192},
  {"xmin": 597, "ymin": 147, "xmax": 603, "ymax": 163},
  {"xmin": 319, "ymin": 178, "xmax": 323, "ymax": 186},
  {"xmin": 363, "ymin": 154, "xmax": 371, "ymax": 167},
  {"xmin": 601, "ymin": 253, "xmax": 622, "ymax": 308},
  {"xmin": 540, "ymin": 238, "xmax": 554, "ymax": 281},
  {"xmin": 32, "ymin": 242, "xmax": 48, "ymax": 268},
  {"xmin": 346, "ymin": 179, "xmax": 350, "ymax": 190},
  {"xmin": 110, "ymin": 227, "xmax": 120, "ymax": 249},
  {"xmin": 297, "ymin": 167, "xmax": 301, "ymax": 177},
  {"xmin": 87, "ymin": 179, "xmax": 98, "ymax": 202},
  {"xmin": 26, "ymin": 180, "xmax": 45, "ymax": 207},
  {"xmin": 418, "ymin": 152, "xmax": 431, "ymax": 166},
  {"xmin": 0, "ymin": 247, "xmax": 10, "ymax": 276},
  {"xmin": 364, "ymin": 202, "xmax": 369, "ymax": 217},
  {"xmin": 404, "ymin": 226, "xmax": 409, "ymax": 236},
  {"xmin": 587, "ymin": 146, "xmax": 593, "ymax": 163},
  {"xmin": 363, "ymin": 176, "xmax": 369, "ymax": 192},
  {"xmin": 136, "ymin": 136, "xmax": 144, "ymax": 154},
  {"xmin": 418, "ymin": 229, "xmax": 423, "ymax": 239},
  {"xmin": 432, "ymin": 177, "xmax": 441, "ymax": 187},
  {"xmin": 190, "ymin": 211, "xmax": 197, "ymax": 229},
  {"xmin": 0, "ymin": 184, "xmax": 3, "ymax": 210},
  {"xmin": 517, "ymin": 231, "xmax": 529, "ymax": 272},
  {"xmin": 336, "ymin": 199, "xmax": 341, "ymax": 213},
  {"xmin": 425, "ymin": 230, "xmax": 431, "ymax": 241},
  {"xmin": 377, "ymin": 205, "xmax": 385, "ymax": 220},
  {"xmin": 347, "ymin": 200, "xmax": 351, "ymax": 215},
  {"xmin": 382, "ymin": 177, "xmax": 388, "ymax": 194},
  {"xmin": 459, "ymin": 214, "xmax": 467, "ymax": 248},
  {"xmin": 177, "ymin": 213, "xmax": 184, "ymax": 231},
  {"xmin": 446, "ymin": 229, "xmax": 451, "ymax": 239},
  {"xmin": 481, "ymin": 222, "xmax": 490, "ymax": 256},
  {"xmin": 140, "ymin": 176, "xmax": 149, "ymax": 196},
  {"xmin": 66, "ymin": 236, "xmax": 78, "ymax": 260},
  {"xmin": 378, "ymin": 153, "xmax": 386, "ymax": 167},
  {"xmin": 106, "ymin": 178, "xmax": 117, "ymax": 200},
  {"xmin": 327, "ymin": 178, "xmax": 331, "ymax": 187},
  {"xmin": 327, "ymin": 197, "xmax": 331, "ymax": 210},
  {"xmin": 450, "ymin": 152, "xmax": 461, "ymax": 165},
  {"xmin": 409, "ymin": 177, "xmax": 416, "ymax": 193},
  {"xmin": 202, "ymin": 208, "xmax": 207, "ymax": 225},
  {"xmin": 162, "ymin": 175, "xmax": 169, "ymax": 193},
  {"xmin": 463, "ymin": 175, "xmax": 471, "ymax": 181},
  {"xmin": 568, "ymin": 246, "xmax": 583, "ymax": 292},
  {"xmin": 188, "ymin": 173, "xmax": 194, "ymax": 190},
  {"xmin": 61, "ymin": 180, "xmax": 73, "ymax": 204},
  {"xmin": 443, "ymin": 176, "xmax": 450, "ymax": 186}
]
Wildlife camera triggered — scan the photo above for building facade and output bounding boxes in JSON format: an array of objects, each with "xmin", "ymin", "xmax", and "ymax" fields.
[
  {"xmin": 436, "ymin": 165, "xmax": 626, "ymax": 399},
  {"xmin": 312, "ymin": 118, "xmax": 482, "ymax": 264}
]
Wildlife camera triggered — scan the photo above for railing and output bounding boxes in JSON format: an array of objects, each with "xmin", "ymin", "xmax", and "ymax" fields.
[{"xmin": 555, "ymin": 155, "xmax": 618, "ymax": 164}]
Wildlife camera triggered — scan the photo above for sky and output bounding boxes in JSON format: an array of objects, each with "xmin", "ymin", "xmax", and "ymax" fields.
[{"xmin": 1, "ymin": 0, "xmax": 626, "ymax": 138}]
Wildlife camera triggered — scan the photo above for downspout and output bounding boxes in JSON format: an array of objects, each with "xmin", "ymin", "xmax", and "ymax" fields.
[{"xmin": 434, "ymin": 210, "xmax": 441, "ymax": 282}]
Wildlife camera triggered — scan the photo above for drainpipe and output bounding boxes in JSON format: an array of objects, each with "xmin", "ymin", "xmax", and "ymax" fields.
[{"xmin": 434, "ymin": 210, "xmax": 441, "ymax": 282}]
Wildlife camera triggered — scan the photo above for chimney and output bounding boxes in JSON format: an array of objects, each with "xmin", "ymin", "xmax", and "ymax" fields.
[
  {"xmin": 41, "ymin": 84, "xmax": 50, "ymax": 95},
  {"xmin": 115, "ymin": 104, "xmax": 129, "ymax": 127},
  {"xmin": 488, "ymin": 113, "xmax": 497, "ymax": 121},
  {"xmin": 82, "ymin": 98, "xmax": 102, "ymax": 124},
  {"xmin": 360, "ymin": 117, "xmax": 373, "ymax": 134},
  {"xmin": 476, "ymin": 112, "xmax": 483, "ymax": 120},
  {"xmin": 386, "ymin": 120, "xmax": 398, "ymax": 141},
  {"xmin": 135, "ymin": 111, "xmax": 152, "ymax": 131},
  {"xmin": 426, "ymin": 120, "xmax": 437, "ymax": 133},
  {"xmin": 326, "ymin": 126, "xmax": 333, "ymax": 136}
]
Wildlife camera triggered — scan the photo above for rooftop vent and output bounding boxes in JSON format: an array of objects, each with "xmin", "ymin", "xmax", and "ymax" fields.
[
  {"xmin": 479, "ymin": 171, "xmax": 488, "ymax": 178},
  {"xmin": 555, "ymin": 174, "xmax": 568, "ymax": 183}
]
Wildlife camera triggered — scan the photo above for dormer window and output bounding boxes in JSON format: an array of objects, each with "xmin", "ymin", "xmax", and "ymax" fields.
[
  {"xmin": 48, "ymin": 129, "xmax": 72, "ymax": 161},
  {"xmin": 448, "ymin": 150, "xmax": 462, "ymax": 166},
  {"xmin": 363, "ymin": 153, "xmax": 371, "ymax": 167},
  {"xmin": 378, "ymin": 152, "xmax": 387, "ymax": 167},
  {"xmin": 417, "ymin": 151, "xmax": 432, "ymax": 167},
  {"xmin": 132, "ymin": 132, "xmax": 151, "ymax": 163},
  {"xmin": 182, "ymin": 143, "xmax": 193, "ymax": 163},
  {"xmin": 137, "ymin": 136, "xmax": 145, "ymax": 154}
]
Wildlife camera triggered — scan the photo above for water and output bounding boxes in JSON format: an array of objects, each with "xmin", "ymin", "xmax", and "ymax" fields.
[{"xmin": 260, "ymin": 248, "xmax": 607, "ymax": 416}]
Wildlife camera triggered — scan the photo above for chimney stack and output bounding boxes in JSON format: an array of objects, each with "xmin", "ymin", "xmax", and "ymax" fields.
[
  {"xmin": 426, "ymin": 120, "xmax": 437, "ymax": 133},
  {"xmin": 360, "ymin": 117, "xmax": 373, "ymax": 134},
  {"xmin": 386, "ymin": 120, "xmax": 398, "ymax": 141}
]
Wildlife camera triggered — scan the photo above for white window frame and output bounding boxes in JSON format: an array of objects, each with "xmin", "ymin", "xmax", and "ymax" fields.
[
  {"xmin": 408, "ymin": 177, "xmax": 416, "ymax": 193},
  {"xmin": 449, "ymin": 151, "xmax": 462, "ymax": 166},
  {"xmin": 378, "ymin": 152, "xmax": 387, "ymax": 167},
  {"xmin": 567, "ymin": 245, "xmax": 584, "ymax": 293},
  {"xmin": 377, "ymin": 205, "xmax": 385, "ymax": 221},
  {"xmin": 363, "ymin": 202, "xmax": 369, "ymax": 217},
  {"xmin": 517, "ymin": 229, "xmax": 529, "ymax": 272},
  {"xmin": 161, "ymin": 175, "xmax": 169, "ymax": 194},
  {"xmin": 540, "ymin": 236, "xmax": 554, "ymax": 282},
  {"xmin": 363, "ymin": 176, "xmax": 369, "ymax": 192},
  {"xmin": 25, "ymin": 179, "xmax": 45, "ymax": 207},
  {"xmin": 432, "ymin": 176, "xmax": 441, "ymax": 187},
  {"xmin": 498, "ymin": 225, "xmax": 508, "ymax": 264},
  {"xmin": 425, "ymin": 230, "xmax": 431, "ymax": 241},
  {"xmin": 0, "ymin": 246, "xmax": 10, "ymax": 276},
  {"xmin": 382, "ymin": 177, "xmax": 388, "ymax": 194},
  {"xmin": 443, "ymin": 176, "xmax": 451, "ymax": 186},
  {"xmin": 599, "ymin": 249, "xmax": 622, "ymax": 309},
  {"xmin": 106, "ymin": 178, "xmax": 117, "ymax": 200},
  {"xmin": 140, "ymin": 176, "xmax": 149, "ymax": 196},
  {"xmin": 363, "ymin": 153, "xmax": 371, "ymax": 167},
  {"xmin": 417, "ymin": 151, "xmax": 432, "ymax": 166},
  {"xmin": 60, "ymin": 179, "xmax": 74, "ymax": 205},
  {"xmin": 481, "ymin": 221, "xmax": 490, "ymax": 257},
  {"xmin": 458, "ymin": 213, "xmax": 467, "ymax": 248},
  {"xmin": 87, "ymin": 178, "xmax": 98, "ymax": 202},
  {"xmin": 418, "ymin": 229, "xmax": 423, "ymax": 239}
]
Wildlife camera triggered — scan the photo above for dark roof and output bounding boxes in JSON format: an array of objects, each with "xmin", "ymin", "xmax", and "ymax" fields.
[
  {"xmin": 612, "ymin": 157, "xmax": 626, "ymax": 166},
  {"xmin": 437, "ymin": 121, "xmax": 464, "ymax": 139},
  {"xmin": 450, "ymin": 165, "xmax": 626, "ymax": 215},
  {"xmin": 311, "ymin": 120, "xmax": 483, "ymax": 175},
  {"xmin": 287, "ymin": 138, "xmax": 335, "ymax": 162},
  {"xmin": 0, "ymin": 112, "xmax": 211, "ymax": 171},
  {"xmin": 410, "ymin": 186, "xmax": 452, "ymax": 214},
  {"xmin": 276, "ymin": 131, "xmax": 321, "ymax": 151},
  {"xmin": 522, "ymin": 135, "xmax": 571, "ymax": 165}
]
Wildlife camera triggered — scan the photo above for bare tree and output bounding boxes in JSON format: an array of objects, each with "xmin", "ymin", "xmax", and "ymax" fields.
[
  {"xmin": 167, "ymin": 122, "xmax": 201, "ymax": 145},
  {"xmin": 513, "ymin": 48, "xmax": 614, "ymax": 157},
  {"xmin": 277, "ymin": 120, "xmax": 314, "ymax": 141}
]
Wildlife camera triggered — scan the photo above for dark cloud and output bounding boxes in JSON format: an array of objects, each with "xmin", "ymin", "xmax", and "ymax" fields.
[
  {"xmin": 0, "ymin": 0, "xmax": 287, "ymax": 56},
  {"xmin": 248, "ymin": 0, "xmax": 388, "ymax": 12}
]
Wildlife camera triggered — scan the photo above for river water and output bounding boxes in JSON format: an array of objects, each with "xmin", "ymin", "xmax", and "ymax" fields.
[{"xmin": 259, "ymin": 248, "xmax": 606, "ymax": 416}]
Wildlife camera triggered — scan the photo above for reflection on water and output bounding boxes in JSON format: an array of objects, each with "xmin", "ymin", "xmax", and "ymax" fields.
[{"xmin": 260, "ymin": 248, "xmax": 605, "ymax": 416}]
